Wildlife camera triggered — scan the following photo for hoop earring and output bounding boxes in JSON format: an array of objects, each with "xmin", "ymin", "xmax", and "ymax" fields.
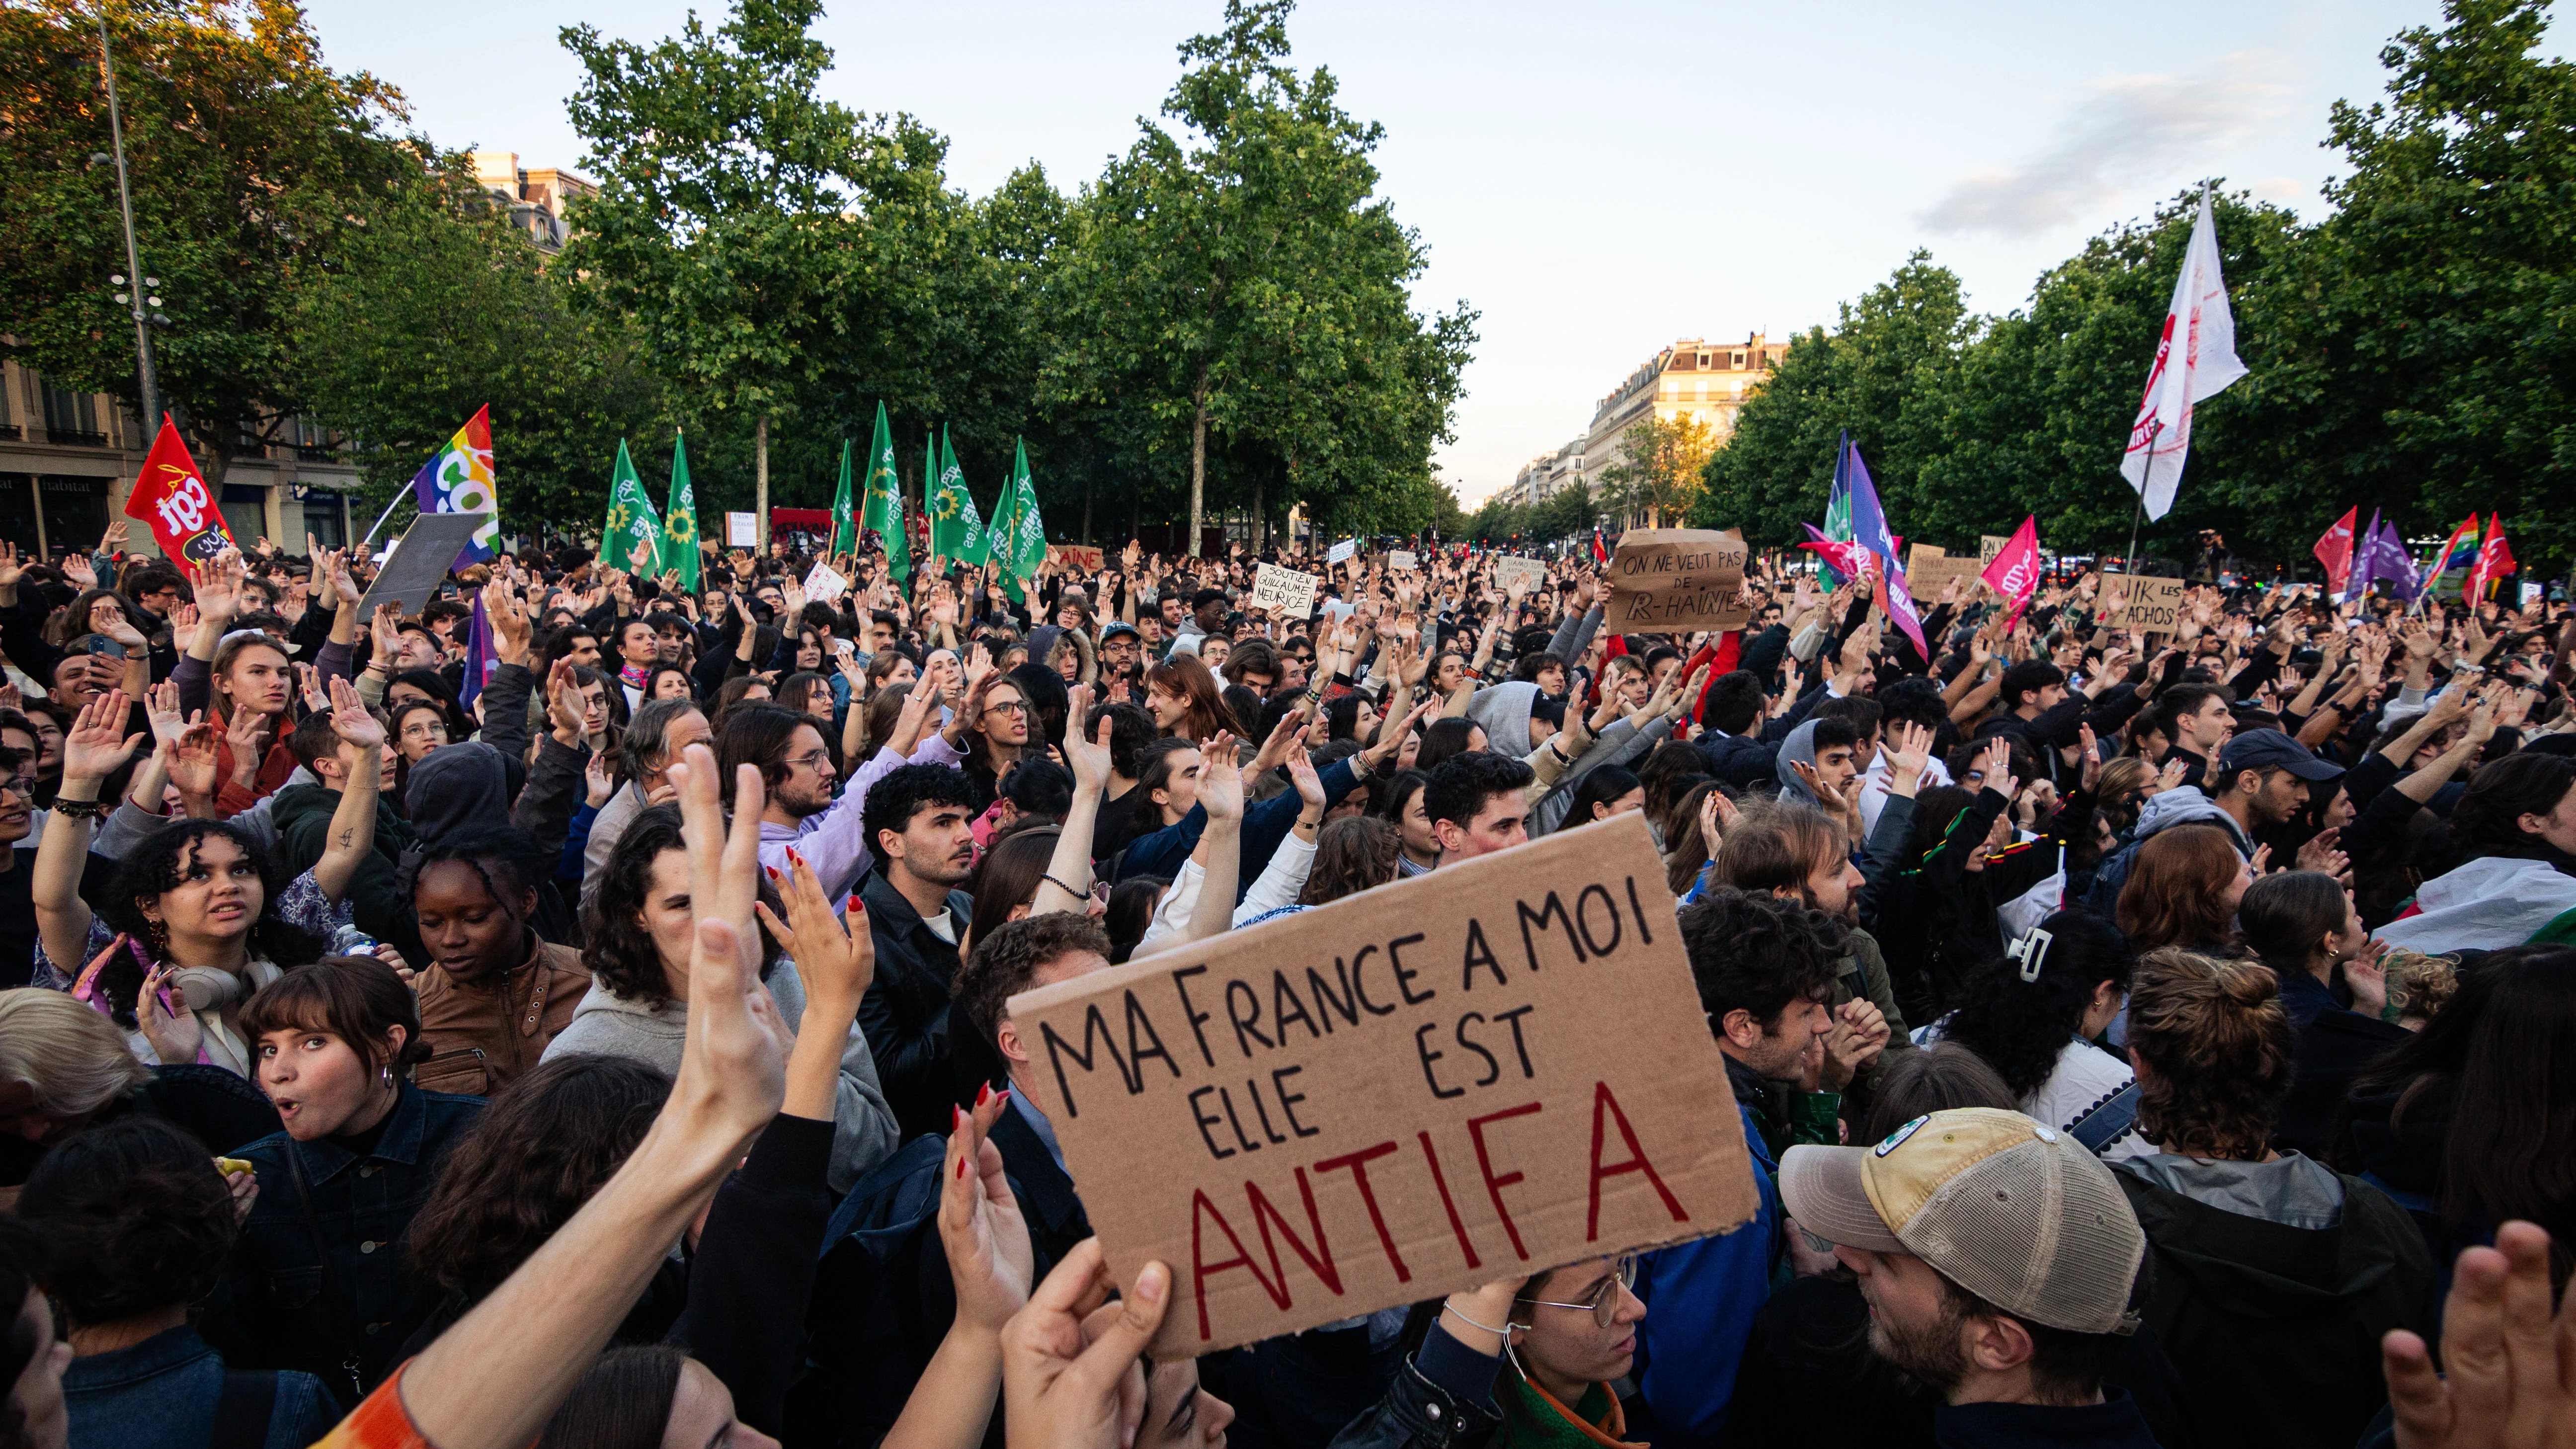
[{"xmin": 381, "ymin": 1065, "xmax": 395, "ymax": 1090}]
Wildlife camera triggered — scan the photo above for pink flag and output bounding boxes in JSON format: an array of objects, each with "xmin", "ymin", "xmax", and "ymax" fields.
[
  {"xmin": 1980, "ymin": 516, "xmax": 2043, "ymax": 624},
  {"xmin": 2313, "ymin": 507, "xmax": 2357, "ymax": 595},
  {"xmin": 2120, "ymin": 188, "xmax": 2248, "ymax": 522}
]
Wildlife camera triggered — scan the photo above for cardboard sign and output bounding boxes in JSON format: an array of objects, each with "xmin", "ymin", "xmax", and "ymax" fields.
[
  {"xmin": 2521, "ymin": 581, "xmax": 2545, "ymax": 608},
  {"xmin": 355, "ymin": 512, "xmax": 492, "ymax": 621},
  {"xmin": 725, "ymin": 511, "xmax": 758, "ymax": 548},
  {"xmin": 1326, "ymin": 539, "xmax": 1358, "ymax": 566},
  {"xmin": 1006, "ymin": 815, "xmax": 1757, "ymax": 1357},
  {"xmin": 803, "ymin": 561, "xmax": 850, "ymax": 603},
  {"xmin": 1250, "ymin": 563, "xmax": 1321, "ymax": 619},
  {"xmin": 1980, "ymin": 535, "xmax": 2012, "ymax": 568},
  {"xmin": 1048, "ymin": 544, "xmax": 1105, "ymax": 574},
  {"xmin": 1492, "ymin": 556, "xmax": 1547, "ymax": 596},
  {"xmin": 1385, "ymin": 549, "xmax": 1419, "ymax": 572},
  {"xmin": 2111, "ymin": 575, "xmax": 2185, "ymax": 635},
  {"xmin": 1607, "ymin": 529, "xmax": 1751, "ymax": 632},
  {"xmin": 1904, "ymin": 545, "xmax": 1981, "ymax": 602}
]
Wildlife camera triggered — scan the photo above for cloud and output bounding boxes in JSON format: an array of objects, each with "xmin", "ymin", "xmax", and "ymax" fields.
[{"xmin": 1918, "ymin": 53, "xmax": 2292, "ymax": 236}]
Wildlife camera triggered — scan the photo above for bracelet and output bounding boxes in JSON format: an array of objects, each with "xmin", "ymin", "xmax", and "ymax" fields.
[
  {"xmin": 51, "ymin": 798, "xmax": 110, "ymax": 821},
  {"xmin": 1041, "ymin": 872, "xmax": 1089, "ymax": 899},
  {"xmin": 1443, "ymin": 1302, "xmax": 1512, "ymax": 1337}
]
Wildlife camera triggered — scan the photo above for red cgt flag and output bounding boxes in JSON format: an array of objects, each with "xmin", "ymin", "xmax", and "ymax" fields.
[
  {"xmin": 1980, "ymin": 515, "xmax": 2044, "ymax": 625},
  {"xmin": 2465, "ymin": 515, "xmax": 2517, "ymax": 602},
  {"xmin": 124, "ymin": 417, "xmax": 238, "ymax": 564}
]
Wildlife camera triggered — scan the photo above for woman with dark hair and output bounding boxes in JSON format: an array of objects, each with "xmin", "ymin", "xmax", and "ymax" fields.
[
  {"xmin": 2115, "ymin": 822, "xmax": 2252, "ymax": 956},
  {"xmin": 2439, "ymin": 745, "xmax": 2576, "ymax": 867},
  {"xmin": 960, "ymin": 826, "xmax": 1062, "ymax": 963},
  {"xmin": 1295, "ymin": 816, "xmax": 1400, "ymax": 907},
  {"xmin": 2239, "ymin": 870, "xmax": 2369, "ymax": 1030},
  {"xmin": 553, "ymin": 806, "xmax": 897, "ymax": 1194},
  {"xmin": 1142, "ymin": 652, "xmax": 1231, "ymax": 744},
  {"xmin": 1917, "ymin": 909, "xmax": 2150, "ymax": 1160},
  {"xmin": 388, "ymin": 696, "xmax": 453, "ymax": 808},
  {"xmin": 382, "ymin": 668, "xmax": 472, "ymax": 743},
  {"xmin": 1102, "ymin": 877, "xmax": 1167, "ymax": 966},
  {"xmin": 641, "ymin": 663, "xmax": 695, "ymax": 706},
  {"xmin": 33, "ymin": 686, "xmax": 385, "ymax": 1075},
  {"xmin": 709, "ymin": 675, "xmax": 773, "ymax": 736},
  {"xmin": 205, "ymin": 956, "xmax": 484, "ymax": 1405},
  {"xmin": 2336, "ymin": 944, "xmax": 2576, "ymax": 1287},
  {"xmin": 2116, "ymin": 947, "xmax": 2436, "ymax": 1449},
  {"xmin": 400, "ymin": 1055, "xmax": 674, "ymax": 1357},
  {"xmin": 1412, "ymin": 716, "xmax": 1484, "ymax": 773},
  {"xmin": 18, "ymin": 1118, "xmax": 340, "ymax": 1448},
  {"xmin": 405, "ymin": 825, "xmax": 592, "ymax": 1095},
  {"xmin": 1374, "ymin": 769, "xmax": 1440, "ymax": 877},
  {"xmin": 1558, "ymin": 765, "xmax": 1643, "ymax": 830}
]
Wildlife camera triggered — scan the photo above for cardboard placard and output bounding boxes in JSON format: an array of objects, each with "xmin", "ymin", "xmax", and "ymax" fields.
[
  {"xmin": 2110, "ymin": 575, "xmax": 2185, "ymax": 634},
  {"xmin": 1904, "ymin": 545, "xmax": 1982, "ymax": 602},
  {"xmin": 1606, "ymin": 529, "xmax": 1751, "ymax": 632},
  {"xmin": 1048, "ymin": 544, "xmax": 1105, "ymax": 574},
  {"xmin": 1492, "ymin": 556, "xmax": 1547, "ymax": 596},
  {"xmin": 1979, "ymin": 535, "xmax": 2012, "ymax": 568},
  {"xmin": 1250, "ymin": 563, "xmax": 1321, "ymax": 620},
  {"xmin": 1386, "ymin": 549, "xmax": 1419, "ymax": 572},
  {"xmin": 802, "ymin": 561, "xmax": 850, "ymax": 604},
  {"xmin": 1006, "ymin": 816, "xmax": 1757, "ymax": 1357},
  {"xmin": 355, "ymin": 512, "xmax": 491, "ymax": 620},
  {"xmin": 726, "ymin": 512, "xmax": 759, "ymax": 548}
]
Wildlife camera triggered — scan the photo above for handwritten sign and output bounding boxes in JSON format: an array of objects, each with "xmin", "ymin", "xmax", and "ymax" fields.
[
  {"xmin": 725, "ymin": 512, "xmax": 758, "ymax": 548},
  {"xmin": 1492, "ymin": 556, "xmax": 1547, "ymax": 596},
  {"xmin": 1250, "ymin": 563, "xmax": 1321, "ymax": 620},
  {"xmin": 1980, "ymin": 535, "xmax": 2012, "ymax": 568},
  {"xmin": 2112, "ymin": 575, "xmax": 2185, "ymax": 635},
  {"xmin": 1326, "ymin": 539, "xmax": 1358, "ymax": 566},
  {"xmin": 1385, "ymin": 549, "xmax": 1419, "ymax": 572},
  {"xmin": 802, "ymin": 561, "xmax": 850, "ymax": 604},
  {"xmin": 1048, "ymin": 544, "xmax": 1105, "ymax": 574},
  {"xmin": 1607, "ymin": 529, "xmax": 1751, "ymax": 632},
  {"xmin": 1007, "ymin": 816, "xmax": 1757, "ymax": 1356},
  {"xmin": 1904, "ymin": 545, "xmax": 1981, "ymax": 602}
]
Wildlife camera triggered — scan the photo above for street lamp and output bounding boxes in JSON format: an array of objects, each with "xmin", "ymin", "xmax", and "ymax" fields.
[{"xmin": 95, "ymin": 16, "xmax": 163, "ymax": 431}]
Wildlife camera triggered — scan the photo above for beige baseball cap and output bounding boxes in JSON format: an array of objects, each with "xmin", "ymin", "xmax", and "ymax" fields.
[{"xmin": 1778, "ymin": 1107, "xmax": 2146, "ymax": 1335}]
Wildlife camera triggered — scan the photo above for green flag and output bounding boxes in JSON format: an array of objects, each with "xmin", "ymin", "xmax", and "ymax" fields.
[
  {"xmin": 994, "ymin": 437, "xmax": 1046, "ymax": 601},
  {"xmin": 884, "ymin": 434, "xmax": 911, "ymax": 584},
  {"xmin": 828, "ymin": 440, "xmax": 858, "ymax": 556},
  {"xmin": 930, "ymin": 425, "xmax": 987, "ymax": 566},
  {"xmin": 861, "ymin": 402, "xmax": 897, "ymax": 540},
  {"xmin": 663, "ymin": 431, "xmax": 700, "ymax": 592},
  {"xmin": 601, "ymin": 439, "xmax": 663, "ymax": 575}
]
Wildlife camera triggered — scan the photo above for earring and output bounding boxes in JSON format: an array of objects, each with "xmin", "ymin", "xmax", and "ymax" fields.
[{"xmin": 381, "ymin": 1065, "xmax": 395, "ymax": 1090}]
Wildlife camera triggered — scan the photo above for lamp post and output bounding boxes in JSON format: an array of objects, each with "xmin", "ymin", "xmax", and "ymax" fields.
[{"xmin": 96, "ymin": 13, "xmax": 163, "ymax": 433}]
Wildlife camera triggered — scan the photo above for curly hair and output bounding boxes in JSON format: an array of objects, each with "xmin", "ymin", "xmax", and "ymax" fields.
[
  {"xmin": 2126, "ymin": 947, "xmax": 2294, "ymax": 1159},
  {"xmin": 16, "ymin": 1118, "xmax": 235, "ymax": 1327},
  {"xmin": 1678, "ymin": 886, "xmax": 1849, "ymax": 1031},
  {"xmin": 1938, "ymin": 911, "xmax": 2136, "ymax": 1102},
  {"xmin": 861, "ymin": 763, "xmax": 981, "ymax": 871},
  {"xmin": 2116, "ymin": 824, "xmax": 2245, "ymax": 953},
  {"xmin": 406, "ymin": 1054, "xmax": 669, "ymax": 1297},
  {"xmin": 1300, "ymin": 816, "xmax": 1400, "ymax": 906},
  {"xmin": 95, "ymin": 819, "xmax": 329, "ymax": 1027}
]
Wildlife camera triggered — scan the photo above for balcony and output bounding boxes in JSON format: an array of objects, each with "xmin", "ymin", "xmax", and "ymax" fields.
[
  {"xmin": 0, "ymin": 424, "xmax": 18, "ymax": 441},
  {"xmin": 46, "ymin": 427, "xmax": 108, "ymax": 447}
]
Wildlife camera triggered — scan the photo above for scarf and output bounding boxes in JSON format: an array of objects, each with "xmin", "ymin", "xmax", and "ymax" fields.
[
  {"xmin": 618, "ymin": 661, "xmax": 652, "ymax": 691},
  {"xmin": 1492, "ymin": 1373, "xmax": 1643, "ymax": 1449}
]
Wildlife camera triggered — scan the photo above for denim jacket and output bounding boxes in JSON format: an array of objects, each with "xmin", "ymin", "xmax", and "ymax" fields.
[
  {"xmin": 201, "ymin": 1083, "xmax": 485, "ymax": 1407},
  {"xmin": 62, "ymin": 1325, "xmax": 338, "ymax": 1449}
]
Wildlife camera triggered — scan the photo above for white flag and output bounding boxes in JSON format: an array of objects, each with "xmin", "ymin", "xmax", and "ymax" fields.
[{"xmin": 2119, "ymin": 187, "xmax": 2247, "ymax": 521}]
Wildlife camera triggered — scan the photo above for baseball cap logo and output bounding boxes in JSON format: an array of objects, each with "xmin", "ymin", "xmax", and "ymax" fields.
[{"xmin": 1875, "ymin": 1115, "xmax": 1929, "ymax": 1157}]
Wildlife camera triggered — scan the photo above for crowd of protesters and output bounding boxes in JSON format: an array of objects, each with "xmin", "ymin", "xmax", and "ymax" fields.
[{"xmin": 1, "ymin": 517, "xmax": 2574, "ymax": 1449}]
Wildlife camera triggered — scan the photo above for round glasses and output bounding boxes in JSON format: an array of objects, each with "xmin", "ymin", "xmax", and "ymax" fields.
[{"xmin": 1523, "ymin": 1255, "xmax": 1639, "ymax": 1327}]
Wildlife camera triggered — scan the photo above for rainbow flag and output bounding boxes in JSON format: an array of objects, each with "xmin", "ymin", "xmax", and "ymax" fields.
[
  {"xmin": 408, "ymin": 405, "xmax": 498, "ymax": 563},
  {"xmin": 2425, "ymin": 513, "xmax": 2481, "ymax": 587}
]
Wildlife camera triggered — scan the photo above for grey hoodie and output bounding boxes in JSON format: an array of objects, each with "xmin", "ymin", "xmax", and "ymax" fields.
[
  {"xmin": 1465, "ymin": 681, "xmax": 1541, "ymax": 759},
  {"xmin": 1774, "ymin": 719, "xmax": 1824, "ymax": 808},
  {"xmin": 542, "ymin": 957, "xmax": 899, "ymax": 1194}
]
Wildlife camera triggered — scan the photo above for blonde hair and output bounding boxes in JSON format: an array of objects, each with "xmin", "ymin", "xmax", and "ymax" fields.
[{"xmin": 0, "ymin": 989, "xmax": 151, "ymax": 1117}]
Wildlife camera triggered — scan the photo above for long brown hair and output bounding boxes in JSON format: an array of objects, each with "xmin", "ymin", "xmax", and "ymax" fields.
[
  {"xmin": 1300, "ymin": 817, "xmax": 1399, "ymax": 905},
  {"xmin": 2126, "ymin": 947, "xmax": 2293, "ymax": 1159},
  {"xmin": 1144, "ymin": 652, "xmax": 1231, "ymax": 743},
  {"xmin": 2116, "ymin": 824, "xmax": 2243, "ymax": 953}
]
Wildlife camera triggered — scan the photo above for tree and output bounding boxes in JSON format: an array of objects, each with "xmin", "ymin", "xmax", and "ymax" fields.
[
  {"xmin": 0, "ymin": 0, "xmax": 426, "ymax": 483},
  {"xmin": 289, "ymin": 174, "xmax": 668, "ymax": 532},
  {"xmin": 560, "ymin": 0, "xmax": 952, "ymax": 528},
  {"xmin": 1044, "ymin": 0, "xmax": 1473, "ymax": 554},
  {"xmin": 1597, "ymin": 411, "xmax": 1717, "ymax": 528}
]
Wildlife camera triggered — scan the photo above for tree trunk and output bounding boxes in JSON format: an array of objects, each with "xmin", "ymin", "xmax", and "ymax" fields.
[
  {"xmin": 1189, "ymin": 402, "xmax": 1208, "ymax": 558},
  {"xmin": 1082, "ymin": 473, "xmax": 1094, "ymax": 545},
  {"xmin": 1252, "ymin": 478, "xmax": 1265, "ymax": 552},
  {"xmin": 754, "ymin": 414, "xmax": 770, "ymax": 549}
]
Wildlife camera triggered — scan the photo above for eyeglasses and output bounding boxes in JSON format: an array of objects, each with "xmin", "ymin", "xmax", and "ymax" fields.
[
  {"xmin": 0, "ymin": 777, "xmax": 31, "ymax": 800},
  {"xmin": 1523, "ymin": 1255, "xmax": 1639, "ymax": 1327},
  {"xmin": 786, "ymin": 749, "xmax": 834, "ymax": 773},
  {"xmin": 986, "ymin": 699, "xmax": 1029, "ymax": 717}
]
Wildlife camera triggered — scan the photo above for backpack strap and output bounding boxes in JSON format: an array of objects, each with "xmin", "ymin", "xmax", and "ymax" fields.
[
  {"xmin": 2068, "ymin": 1082, "xmax": 2143, "ymax": 1155},
  {"xmin": 209, "ymin": 1369, "xmax": 279, "ymax": 1449}
]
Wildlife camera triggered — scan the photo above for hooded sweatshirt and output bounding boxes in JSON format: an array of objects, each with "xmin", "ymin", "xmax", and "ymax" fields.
[
  {"xmin": 1465, "ymin": 680, "xmax": 1540, "ymax": 759},
  {"xmin": 542, "ymin": 957, "xmax": 900, "ymax": 1194},
  {"xmin": 2082, "ymin": 786, "xmax": 2254, "ymax": 916},
  {"xmin": 1773, "ymin": 719, "xmax": 1824, "ymax": 808},
  {"xmin": 406, "ymin": 741, "xmax": 511, "ymax": 842}
]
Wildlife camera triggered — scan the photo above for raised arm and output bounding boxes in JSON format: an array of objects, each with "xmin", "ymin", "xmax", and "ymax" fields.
[
  {"xmin": 1032, "ymin": 686, "xmax": 1108, "ymax": 916},
  {"xmin": 308, "ymin": 676, "xmax": 386, "ymax": 904},
  {"xmin": 33, "ymin": 689, "xmax": 145, "ymax": 972}
]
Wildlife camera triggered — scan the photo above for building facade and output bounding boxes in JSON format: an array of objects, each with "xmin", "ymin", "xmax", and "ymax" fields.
[
  {"xmin": 471, "ymin": 151, "xmax": 597, "ymax": 253},
  {"xmin": 0, "ymin": 359, "xmax": 364, "ymax": 560},
  {"xmin": 1577, "ymin": 333, "xmax": 1784, "ymax": 506}
]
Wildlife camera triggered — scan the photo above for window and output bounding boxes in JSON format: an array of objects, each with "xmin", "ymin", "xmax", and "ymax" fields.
[
  {"xmin": 1731, "ymin": 351, "xmax": 1746, "ymax": 370},
  {"xmin": 36, "ymin": 375, "xmax": 102, "ymax": 446},
  {"xmin": 1698, "ymin": 352, "xmax": 1712, "ymax": 368}
]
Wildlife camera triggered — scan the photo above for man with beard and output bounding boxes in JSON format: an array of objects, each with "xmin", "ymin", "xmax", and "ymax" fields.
[
  {"xmin": 1780, "ymin": 1108, "xmax": 2159, "ymax": 1443},
  {"xmin": 853, "ymin": 761, "xmax": 980, "ymax": 1139},
  {"xmin": 1713, "ymin": 796, "xmax": 1907, "ymax": 1105}
]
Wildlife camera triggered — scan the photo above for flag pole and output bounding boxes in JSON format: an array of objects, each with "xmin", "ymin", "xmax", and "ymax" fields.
[
  {"xmin": 2124, "ymin": 420, "xmax": 2160, "ymax": 576},
  {"xmin": 359, "ymin": 485, "xmax": 415, "ymax": 552}
]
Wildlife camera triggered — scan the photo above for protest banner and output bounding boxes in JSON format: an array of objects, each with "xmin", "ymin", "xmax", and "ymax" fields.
[
  {"xmin": 1491, "ymin": 556, "xmax": 1547, "ymax": 596},
  {"xmin": 2110, "ymin": 575, "xmax": 2185, "ymax": 635},
  {"xmin": 1048, "ymin": 544, "xmax": 1105, "ymax": 574},
  {"xmin": 1980, "ymin": 535, "xmax": 2012, "ymax": 567},
  {"xmin": 1006, "ymin": 815, "xmax": 1758, "ymax": 1356},
  {"xmin": 355, "ymin": 512, "xmax": 491, "ymax": 620},
  {"xmin": 1606, "ymin": 529, "xmax": 1752, "ymax": 631},
  {"xmin": 1903, "ymin": 545, "xmax": 1981, "ymax": 602},
  {"xmin": 726, "ymin": 512, "xmax": 758, "ymax": 548},
  {"xmin": 1250, "ymin": 562, "xmax": 1321, "ymax": 619},
  {"xmin": 803, "ymin": 561, "xmax": 851, "ymax": 604},
  {"xmin": 1326, "ymin": 538, "xmax": 1358, "ymax": 566}
]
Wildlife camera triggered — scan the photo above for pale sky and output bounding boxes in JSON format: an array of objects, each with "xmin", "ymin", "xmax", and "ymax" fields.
[{"xmin": 304, "ymin": 0, "xmax": 2517, "ymax": 505}]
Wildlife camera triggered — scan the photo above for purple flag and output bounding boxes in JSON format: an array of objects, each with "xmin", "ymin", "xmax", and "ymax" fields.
[
  {"xmin": 1840, "ymin": 438, "xmax": 1929, "ymax": 659},
  {"xmin": 2345, "ymin": 509, "xmax": 2384, "ymax": 604},
  {"xmin": 2374, "ymin": 519, "xmax": 2426, "ymax": 602},
  {"xmin": 458, "ymin": 592, "xmax": 496, "ymax": 711}
]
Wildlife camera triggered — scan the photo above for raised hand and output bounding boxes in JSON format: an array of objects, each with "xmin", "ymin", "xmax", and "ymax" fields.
[
  {"xmin": 665, "ymin": 740, "xmax": 790, "ymax": 1139},
  {"xmin": 1063, "ymin": 687, "xmax": 1113, "ymax": 794},
  {"xmin": 1197, "ymin": 732, "xmax": 1245, "ymax": 824},
  {"xmin": 754, "ymin": 846, "xmax": 875, "ymax": 1005},
  {"xmin": 483, "ymin": 575, "xmax": 531, "ymax": 665},
  {"xmin": 1285, "ymin": 737, "xmax": 1327, "ymax": 814},
  {"xmin": 192, "ymin": 548, "xmax": 245, "ymax": 625},
  {"xmin": 61, "ymin": 552, "xmax": 97, "ymax": 590},
  {"xmin": 168, "ymin": 718, "xmax": 221, "ymax": 802},
  {"xmin": 544, "ymin": 657, "xmax": 588, "ymax": 741},
  {"xmin": 61, "ymin": 688, "xmax": 145, "ymax": 783},
  {"xmin": 138, "ymin": 961, "xmax": 204, "ymax": 1065},
  {"xmin": 583, "ymin": 748, "xmax": 615, "ymax": 808},
  {"xmin": 143, "ymin": 678, "xmax": 186, "ymax": 746},
  {"xmin": 1886, "ymin": 721, "xmax": 1934, "ymax": 794},
  {"xmin": 1001, "ymin": 1240, "xmax": 1170, "ymax": 1449},
  {"xmin": 326, "ymin": 675, "xmax": 386, "ymax": 753}
]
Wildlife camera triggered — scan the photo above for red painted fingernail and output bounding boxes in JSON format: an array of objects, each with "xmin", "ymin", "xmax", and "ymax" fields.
[
  {"xmin": 994, "ymin": 1086, "xmax": 1011, "ymax": 1109},
  {"xmin": 763, "ymin": 865, "xmax": 778, "ymax": 879},
  {"xmin": 952, "ymin": 1105, "xmax": 965, "ymax": 1130},
  {"xmin": 957, "ymin": 1156, "xmax": 969, "ymax": 1179},
  {"xmin": 847, "ymin": 893, "xmax": 863, "ymax": 913},
  {"xmin": 975, "ymin": 1082, "xmax": 992, "ymax": 1108}
]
